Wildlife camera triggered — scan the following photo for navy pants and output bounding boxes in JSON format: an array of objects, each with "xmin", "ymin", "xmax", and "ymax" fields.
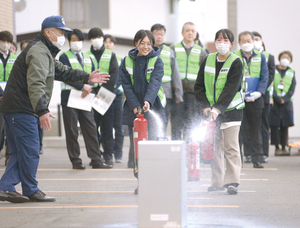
[
  {"xmin": 0, "ymin": 113, "xmax": 40, "ymax": 196},
  {"xmin": 113, "ymin": 93, "xmax": 124, "ymax": 160}
]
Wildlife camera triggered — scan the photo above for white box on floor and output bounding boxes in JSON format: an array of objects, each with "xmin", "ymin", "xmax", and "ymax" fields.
[{"xmin": 138, "ymin": 141, "xmax": 187, "ymax": 228}]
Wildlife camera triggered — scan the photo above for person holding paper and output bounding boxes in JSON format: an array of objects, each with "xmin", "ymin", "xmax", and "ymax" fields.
[
  {"xmin": 233, "ymin": 31, "xmax": 268, "ymax": 168},
  {"xmin": 59, "ymin": 29, "xmax": 112, "ymax": 170},
  {"xmin": 270, "ymin": 51, "xmax": 296, "ymax": 156},
  {"xmin": 195, "ymin": 29, "xmax": 244, "ymax": 195},
  {"xmin": 0, "ymin": 31, "xmax": 17, "ymax": 166},
  {"xmin": 0, "ymin": 16, "xmax": 109, "ymax": 203},
  {"xmin": 86, "ymin": 28, "xmax": 119, "ymax": 167},
  {"xmin": 120, "ymin": 29, "xmax": 167, "ymax": 193}
]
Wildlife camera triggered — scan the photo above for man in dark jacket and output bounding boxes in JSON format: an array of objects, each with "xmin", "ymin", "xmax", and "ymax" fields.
[{"xmin": 0, "ymin": 16, "xmax": 109, "ymax": 203}]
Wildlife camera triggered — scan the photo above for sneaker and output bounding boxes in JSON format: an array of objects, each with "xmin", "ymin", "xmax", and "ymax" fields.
[
  {"xmin": 207, "ymin": 186, "xmax": 225, "ymax": 192},
  {"xmin": 115, "ymin": 159, "xmax": 122, "ymax": 163},
  {"xmin": 244, "ymin": 156, "xmax": 252, "ymax": 163},
  {"xmin": 29, "ymin": 190, "xmax": 56, "ymax": 202},
  {"xmin": 281, "ymin": 149, "xmax": 290, "ymax": 156},
  {"xmin": 253, "ymin": 162, "xmax": 264, "ymax": 168},
  {"xmin": 227, "ymin": 185, "xmax": 238, "ymax": 195},
  {"xmin": 262, "ymin": 156, "xmax": 268, "ymax": 163},
  {"xmin": 275, "ymin": 149, "xmax": 283, "ymax": 156}
]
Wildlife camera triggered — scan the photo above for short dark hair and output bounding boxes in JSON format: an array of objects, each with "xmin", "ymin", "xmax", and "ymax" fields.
[
  {"xmin": 11, "ymin": 41, "xmax": 17, "ymax": 51},
  {"xmin": 182, "ymin": 22, "xmax": 195, "ymax": 32},
  {"xmin": 103, "ymin": 34, "xmax": 116, "ymax": 44},
  {"xmin": 20, "ymin": 39, "xmax": 30, "ymax": 51},
  {"xmin": 0, "ymin": 30, "xmax": 13, "ymax": 43},
  {"xmin": 133, "ymin": 29, "xmax": 155, "ymax": 47},
  {"xmin": 238, "ymin": 31, "xmax": 254, "ymax": 42},
  {"xmin": 88, "ymin": 27, "xmax": 103, "ymax": 40},
  {"xmin": 215, "ymin": 29, "xmax": 234, "ymax": 43},
  {"xmin": 278, "ymin": 51, "xmax": 293, "ymax": 63},
  {"xmin": 252, "ymin": 31, "xmax": 262, "ymax": 39},
  {"xmin": 67, "ymin": 29, "xmax": 84, "ymax": 41},
  {"xmin": 150, "ymin": 24, "xmax": 166, "ymax": 33}
]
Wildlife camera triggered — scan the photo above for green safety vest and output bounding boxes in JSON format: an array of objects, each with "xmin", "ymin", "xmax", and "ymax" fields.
[
  {"xmin": 60, "ymin": 50, "xmax": 92, "ymax": 91},
  {"xmin": 262, "ymin": 51, "xmax": 270, "ymax": 63},
  {"xmin": 272, "ymin": 68, "xmax": 294, "ymax": 101},
  {"xmin": 204, "ymin": 52, "xmax": 245, "ymax": 111},
  {"xmin": 0, "ymin": 53, "xmax": 17, "ymax": 81},
  {"xmin": 86, "ymin": 49, "xmax": 112, "ymax": 87},
  {"xmin": 233, "ymin": 49, "xmax": 261, "ymax": 77},
  {"xmin": 159, "ymin": 45, "xmax": 172, "ymax": 83},
  {"xmin": 174, "ymin": 42, "xmax": 202, "ymax": 81},
  {"xmin": 116, "ymin": 55, "xmax": 122, "ymax": 67},
  {"xmin": 125, "ymin": 55, "xmax": 166, "ymax": 107}
]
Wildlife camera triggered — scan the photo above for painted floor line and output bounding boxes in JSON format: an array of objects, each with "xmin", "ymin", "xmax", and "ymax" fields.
[
  {"xmin": 0, "ymin": 205, "xmax": 239, "ymax": 210},
  {"xmin": 36, "ymin": 178, "xmax": 268, "ymax": 181},
  {"xmin": 42, "ymin": 190, "xmax": 255, "ymax": 193}
]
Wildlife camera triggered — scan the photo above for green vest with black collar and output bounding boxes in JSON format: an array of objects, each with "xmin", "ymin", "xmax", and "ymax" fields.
[{"xmin": 0, "ymin": 53, "xmax": 17, "ymax": 82}]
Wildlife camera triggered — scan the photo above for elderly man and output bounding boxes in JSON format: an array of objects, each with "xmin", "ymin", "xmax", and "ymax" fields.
[{"xmin": 0, "ymin": 15, "xmax": 109, "ymax": 203}]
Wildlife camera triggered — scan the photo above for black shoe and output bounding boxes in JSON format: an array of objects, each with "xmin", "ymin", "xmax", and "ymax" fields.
[
  {"xmin": 262, "ymin": 156, "xmax": 268, "ymax": 163},
  {"xmin": 0, "ymin": 191, "xmax": 29, "ymax": 203},
  {"xmin": 91, "ymin": 159, "xmax": 113, "ymax": 169},
  {"xmin": 72, "ymin": 163, "xmax": 86, "ymax": 170},
  {"xmin": 227, "ymin": 185, "xmax": 238, "ymax": 195},
  {"xmin": 127, "ymin": 161, "xmax": 134, "ymax": 168},
  {"xmin": 29, "ymin": 190, "xmax": 56, "ymax": 202},
  {"xmin": 105, "ymin": 159, "xmax": 114, "ymax": 166},
  {"xmin": 253, "ymin": 162, "xmax": 264, "ymax": 168},
  {"xmin": 134, "ymin": 187, "xmax": 138, "ymax": 195},
  {"xmin": 207, "ymin": 186, "xmax": 225, "ymax": 192},
  {"xmin": 244, "ymin": 156, "xmax": 252, "ymax": 163}
]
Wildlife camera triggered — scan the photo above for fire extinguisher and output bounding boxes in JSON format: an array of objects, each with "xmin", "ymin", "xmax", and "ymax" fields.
[
  {"xmin": 133, "ymin": 106, "xmax": 147, "ymax": 178},
  {"xmin": 200, "ymin": 119, "xmax": 216, "ymax": 164},
  {"xmin": 186, "ymin": 142, "xmax": 200, "ymax": 181}
]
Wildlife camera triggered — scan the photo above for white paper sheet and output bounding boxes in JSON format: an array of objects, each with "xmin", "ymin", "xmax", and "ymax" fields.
[
  {"xmin": 92, "ymin": 86, "xmax": 116, "ymax": 115},
  {"xmin": 0, "ymin": 82, "xmax": 7, "ymax": 91},
  {"xmin": 67, "ymin": 89, "xmax": 95, "ymax": 112}
]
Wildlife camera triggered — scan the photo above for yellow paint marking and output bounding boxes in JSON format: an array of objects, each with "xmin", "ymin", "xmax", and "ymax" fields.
[
  {"xmin": 37, "ymin": 178, "xmax": 136, "ymax": 181},
  {"xmin": 200, "ymin": 168, "xmax": 277, "ymax": 171},
  {"xmin": 0, "ymin": 205, "xmax": 238, "ymax": 210}
]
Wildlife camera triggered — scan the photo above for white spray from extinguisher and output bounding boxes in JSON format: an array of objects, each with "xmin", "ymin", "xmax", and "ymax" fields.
[{"xmin": 148, "ymin": 109, "xmax": 165, "ymax": 139}]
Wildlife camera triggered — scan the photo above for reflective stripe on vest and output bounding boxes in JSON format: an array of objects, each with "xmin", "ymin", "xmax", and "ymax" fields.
[
  {"xmin": 125, "ymin": 56, "xmax": 166, "ymax": 108},
  {"xmin": 60, "ymin": 50, "xmax": 92, "ymax": 91},
  {"xmin": 273, "ymin": 68, "xmax": 294, "ymax": 101},
  {"xmin": 174, "ymin": 42, "xmax": 201, "ymax": 81},
  {"xmin": 204, "ymin": 52, "xmax": 244, "ymax": 111},
  {"xmin": 0, "ymin": 53, "xmax": 17, "ymax": 81},
  {"xmin": 86, "ymin": 49, "xmax": 112, "ymax": 87},
  {"xmin": 160, "ymin": 45, "xmax": 172, "ymax": 83},
  {"xmin": 233, "ymin": 49, "xmax": 261, "ymax": 78}
]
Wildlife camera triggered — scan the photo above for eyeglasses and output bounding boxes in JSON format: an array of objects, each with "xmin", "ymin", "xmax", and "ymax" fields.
[{"xmin": 139, "ymin": 43, "xmax": 152, "ymax": 48}]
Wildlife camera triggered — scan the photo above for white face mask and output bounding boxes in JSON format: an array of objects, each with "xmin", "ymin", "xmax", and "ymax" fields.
[
  {"xmin": 49, "ymin": 29, "xmax": 66, "ymax": 48},
  {"xmin": 91, "ymin": 38, "xmax": 103, "ymax": 49},
  {"xmin": 70, "ymin": 41, "xmax": 83, "ymax": 52},
  {"xmin": 0, "ymin": 41, "xmax": 11, "ymax": 53},
  {"xmin": 280, "ymin": 58, "xmax": 290, "ymax": 67},
  {"xmin": 240, "ymin": 43, "xmax": 254, "ymax": 53},
  {"xmin": 215, "ymin": 43, "xmax": 231, "ymax": 55},
  {"xmin": 253, "ymin": 40, "xmax": 262, "ymax": 51}
]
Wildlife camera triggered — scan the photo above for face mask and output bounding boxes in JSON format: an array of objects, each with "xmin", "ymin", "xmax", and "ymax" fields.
[
  {"xmin": 91, "ymin": 38, "xmax": 103, "ymax": 49},
  {"xmin": 49, "ymin": 29, "xmax": 66, "ymax": 48},
  {"xmin": 70, "ymin": 41, "xmax": 83, "ymax": 52},
  {"xmin": 0, "ymin": 42, "xmax": 11, "ymax": 53},
  {"xmin": 280, "ymin": 58, "xmax": 290, "ymax": 67},
  {"xmin": 253, "ymin": 40, "xmax": 262, "ymax": 51},
  {"xmin": 240, "ymin": 43, "xmax": 254, "ymax": 53},
  {"xmin": 215, "ymin": 43, "xmax": 230, "ymax": 55}
]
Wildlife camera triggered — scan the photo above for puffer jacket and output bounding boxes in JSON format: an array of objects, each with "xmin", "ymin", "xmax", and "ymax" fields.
[
  {"xmin": 0, "ymin": 32, "xmax": 90, "ymax": 117},
  {"xmin": 120, "ymin": 47, "xmax": 166, "ymax": 126}
]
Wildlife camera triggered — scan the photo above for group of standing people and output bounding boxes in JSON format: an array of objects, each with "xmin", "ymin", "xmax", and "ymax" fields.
[{"xmin": 0, "ymin": 14, "xmax": 296, "ymax": 203}]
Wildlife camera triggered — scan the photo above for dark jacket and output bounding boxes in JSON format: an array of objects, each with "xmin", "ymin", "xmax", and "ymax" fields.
[
  {"xmin": 0, "ymin": 33, "xmax": 90, "ymax": 117},
  {"xmin": 120, "ymin": 47, "xmax": 166, "ymax": 126},
  {"xmin": 194, "ymin": 53, "xmax": 244, "ymax": 123},
  {"xmin": 89, "ymin": 45, "xmax": 119, "ymax": 94},
  {"xmin": 59, "ymin": 50, "xmax": 95, "ymax": 106},
  {"xmin": 270, "ymin": 66, "xmax": 296, "ymax": 127}
]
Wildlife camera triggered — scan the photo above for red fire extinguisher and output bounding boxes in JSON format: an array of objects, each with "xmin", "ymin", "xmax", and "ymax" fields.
[
  {"xmin": 186, "ymin": 142, "xmax": 200, "ymax": 181},
  {"xmin": 200, "ymin": 119, "xmax": 216, "ymax": 164},
  {"xmin": 133, "ymin": 107, "xmax": 147, "ymax": 178}
]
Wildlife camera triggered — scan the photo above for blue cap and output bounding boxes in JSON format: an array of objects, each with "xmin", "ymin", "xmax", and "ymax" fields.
[{"xmin": 41, "ymin": 15, "xmax": 73, "ymax": 32}]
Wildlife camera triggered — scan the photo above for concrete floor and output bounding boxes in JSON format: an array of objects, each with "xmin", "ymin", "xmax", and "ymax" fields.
[{"xmin": 0, "ymin": 136, "xmax": 300, "ymax": 228}]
